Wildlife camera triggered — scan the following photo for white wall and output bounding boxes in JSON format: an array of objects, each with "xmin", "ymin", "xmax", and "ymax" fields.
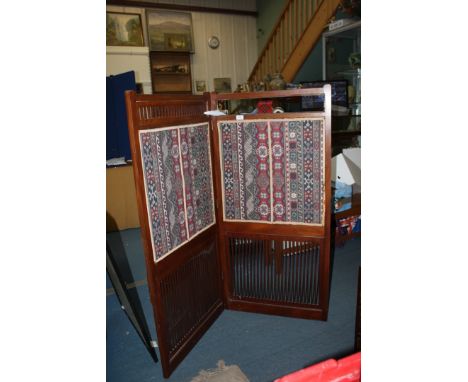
[
  {"xmin": 106, "ymin": 6, "xmax": 152, "ymax": 93},
  {"xmin": 106, "ymin": 5, "xmax": 257, "ymax": 94},
  {"xmin": 106, "ymin": 46, "xmax": 152, "ymax": 94},
  {"xmin": 190, "ymin": 11, "xmax": 257, "ymax": 92}
]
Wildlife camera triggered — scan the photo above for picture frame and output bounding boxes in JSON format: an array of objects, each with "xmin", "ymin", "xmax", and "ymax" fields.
[
  {"xmin": 146, "ymin": 10, "xmax": 194, "ymax": 52},
  {"xmin": 195, "ymin": 80, "xmax": 206, "ymax": 93},
  {"xmin": 214, "ymin": 78, "xmax": 232, "ymax": 93},
  {"xmin": 106, "ymin": 12, "xmax": 144, "ymax": 47}
]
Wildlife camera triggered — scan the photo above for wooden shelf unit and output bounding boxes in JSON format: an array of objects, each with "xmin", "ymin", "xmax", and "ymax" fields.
[{"xmin": 149, "ymin": 51, "xmax": 192, "ymax": 94}]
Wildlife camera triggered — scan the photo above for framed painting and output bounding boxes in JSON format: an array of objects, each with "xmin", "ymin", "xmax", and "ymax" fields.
[
  {"xmin": 214, "ymin": 78, "xmax": 232, "ymax": 93},
  {"xmin": 146, "ymin": 10, "xmax": 194, "ymax": 52},
  {"xmin": 195, "ymin": 80, "xmax": 206, "ymax": 93},
  {"xmin": 106, "ymin": 12, "xmax": 144, "ymax": 47}
]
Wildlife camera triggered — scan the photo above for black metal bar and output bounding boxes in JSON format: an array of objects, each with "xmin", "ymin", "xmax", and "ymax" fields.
[{"xmin": 106, "ymin": 242, "xmax": 158, "ymax": 362}]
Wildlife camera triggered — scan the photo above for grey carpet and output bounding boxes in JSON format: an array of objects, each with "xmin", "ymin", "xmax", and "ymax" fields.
[{"xmin": 107, "ymin": 229, "xmax": 360, "ymax": 381}]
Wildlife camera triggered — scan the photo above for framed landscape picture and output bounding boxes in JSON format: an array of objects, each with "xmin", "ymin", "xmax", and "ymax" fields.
[
  {"xmin": 146, "ymin": 10, "xmax": 194, "ymax": 52},
  {"xmin": 214, "ymin": 78, "xmax": 232, "ymax": 93},
  {"xmin": 106, "ymin": 12, "xmax": 144, "ymax": 47}
]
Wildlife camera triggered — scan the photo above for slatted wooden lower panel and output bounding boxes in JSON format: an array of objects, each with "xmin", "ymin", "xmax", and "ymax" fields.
[
  {"xmin": 159, "ymin": 242, "xmax": 219, "ymax": 358},
  {"xmin": 228, "ymin": 237, "xmax": 321, "ymax": 306}
]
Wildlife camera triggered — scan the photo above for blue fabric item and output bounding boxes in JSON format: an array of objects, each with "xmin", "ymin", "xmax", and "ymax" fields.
[
  {"xmin": 333, "ymin": 181, "xmax": 353, "ymax": 212},
  {"xmin": 107, "ymin": 71, "xmax": 136, "ymax": 161},
  {"xmin": 352, "ymin": 218, "xmax": 361, "ymax": 233}
]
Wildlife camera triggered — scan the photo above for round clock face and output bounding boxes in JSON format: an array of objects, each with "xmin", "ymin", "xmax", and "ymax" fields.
[{"xmin": 208, "ymin": 36, "xmax": 220, "ymax": 49}]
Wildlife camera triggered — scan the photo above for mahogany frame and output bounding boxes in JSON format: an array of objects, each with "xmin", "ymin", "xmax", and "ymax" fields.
[
  {"xmin": 209, "ymin": 88, "xmax": 332, "ymax": 320},
  {"xmin": 125, "ymin": 92, "xmax": 224, "ymax": 378},
  {"xmin": 124, "ymin": 86, "xmax": 332, "ymax": 378}
]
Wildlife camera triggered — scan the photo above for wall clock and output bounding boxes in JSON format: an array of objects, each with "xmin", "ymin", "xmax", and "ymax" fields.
[{"xmin": 208, "ymin": 36, "xmax": 220, "ymax": 49}]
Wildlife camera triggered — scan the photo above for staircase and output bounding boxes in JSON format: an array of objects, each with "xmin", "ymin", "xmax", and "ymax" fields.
[{"xmin": 248, "ymin": 0, "xmax": 341, "ymax": 83}]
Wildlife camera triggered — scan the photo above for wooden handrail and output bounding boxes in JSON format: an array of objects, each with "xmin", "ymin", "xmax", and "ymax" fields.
[{"xmin": 249, "ymin": 0, "xmax": 341, "ymax": 84}]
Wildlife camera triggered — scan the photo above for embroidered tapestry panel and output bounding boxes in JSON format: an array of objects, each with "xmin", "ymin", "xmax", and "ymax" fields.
[
  {"xmin": 220, "ymin": 120, "xmax": 271, "ymax": 221},
  {"xmin": 218, "ymin": 119, "xmax": 324, "ymax": 225},
  {"xmin": 179, "ymin": 125, "xmax": 215, "ymax": 237},
  {"xmin": 140, "ymin": 123, "xmax": 215, "ymax": 262}
]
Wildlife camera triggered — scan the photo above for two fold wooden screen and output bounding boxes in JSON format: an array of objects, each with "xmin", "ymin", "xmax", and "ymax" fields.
[{"xmin": 125, "ymin": 87, "xmax": 332, "ymax": 378}]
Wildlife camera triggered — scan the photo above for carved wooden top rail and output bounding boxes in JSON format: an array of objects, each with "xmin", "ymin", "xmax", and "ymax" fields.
[
  {"xmin": 125, "ymin": 92, "xmax": 209, "ymax": 128},
  {"xmin": 125, "ymin": 86, "xmax": 332, "ymax": 128},
  {"xmin": 211, "ymin": 86, "xmax": 331, "ymax": 101}
]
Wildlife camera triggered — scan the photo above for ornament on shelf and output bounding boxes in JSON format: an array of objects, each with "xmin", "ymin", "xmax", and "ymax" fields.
[{"xmin": 269, "ymin": 73, "xmax": 286, "ymax": 90}]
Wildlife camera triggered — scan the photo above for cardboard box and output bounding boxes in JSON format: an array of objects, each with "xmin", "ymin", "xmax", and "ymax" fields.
[
  {"xmin": 331, "ymin": 148, "xmax": 361, "ymax": 194},
  {"xmin": 331, "ymin": 152, "xmax": 361, "ymax": 186},
  {"xmin": 341, "ymin": 148, "xmax": 361, "ymax": 193}
]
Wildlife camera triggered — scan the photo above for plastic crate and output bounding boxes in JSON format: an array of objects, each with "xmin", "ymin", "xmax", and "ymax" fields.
[{"xmin": 274, "ymin": 352, "xmax": 361, "ymax": 382}]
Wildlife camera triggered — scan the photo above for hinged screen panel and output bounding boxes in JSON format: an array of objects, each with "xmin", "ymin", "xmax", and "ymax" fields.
[
  {"xmin": 125, "ymin": 92, "xmax": 223, "ymax": 378},
  {"xmin": 210, "ymin": 86, "xmax": 332, "ymax": 321}
]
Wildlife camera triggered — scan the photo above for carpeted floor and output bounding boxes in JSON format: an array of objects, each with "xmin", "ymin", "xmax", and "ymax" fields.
[{"xmin": 107, "ymin": 229, "xmax": 360, "ymax": 382}]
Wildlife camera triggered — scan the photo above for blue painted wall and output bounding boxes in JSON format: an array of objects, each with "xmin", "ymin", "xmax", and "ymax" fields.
[{"xmin": 293, "ymin": 40, "xmax": 323, "ymax": 82}]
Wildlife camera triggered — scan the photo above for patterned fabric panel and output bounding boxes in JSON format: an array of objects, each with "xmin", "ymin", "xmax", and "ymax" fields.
[
  {"xmin": 220, "ymin": 121, "xmax": 271, "ymax": 221},
  {"xmin": 140, "ymin": 129, "xmax": 187, "ymax": 259},
  {"xmin": 219, "ymin": 119, "xmax": 324, "ymax": 225},
  {"xmin": 270, "ymin": 119, "xmax": 324, "ymax": 224},
  {"xmin": 140, "ymin": 123, "xmax": 215, "ymax": 261},
  {"xmin": 179, "ymin": 125, "xmax": 215, "ymax": 237}
]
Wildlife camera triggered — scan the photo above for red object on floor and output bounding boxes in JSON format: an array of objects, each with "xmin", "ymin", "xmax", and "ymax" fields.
[
  {"xmin": 257, "ymin": 100, "xmax": 273, "ymax": 113},
  {"xmin": 274, "ymin": 352, "xmax": 361, "ymax": 382}
]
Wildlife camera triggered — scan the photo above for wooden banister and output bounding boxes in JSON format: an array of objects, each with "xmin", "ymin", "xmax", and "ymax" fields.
[{"xmin": 249, "ymin": 0, "xmax": 341, "ymax": 84}]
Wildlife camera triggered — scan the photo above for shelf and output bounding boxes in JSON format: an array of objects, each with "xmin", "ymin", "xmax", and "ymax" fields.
[
  {"xmin": 150, "ymin": 51, "xmax": 192, "ymax": 94},
  {"xmin": 323, "ymin": 19, "xmax": 361, "ymax": 156},
  {"xmin": 336, "ymin": 69, "xmax": 361, "ymax": 76},
  {"xmin": 106, "ymin": 46, "xmax": 149, "ymax": 56},
  {"xmin": 324, "ymin": 20, "xmax": 361, "ymax": 37}
]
